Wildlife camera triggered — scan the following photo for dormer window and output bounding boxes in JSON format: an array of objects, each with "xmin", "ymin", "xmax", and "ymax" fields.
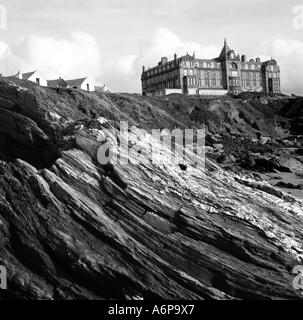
[{"xmin": 230, "ymin": 62, "xmax": 238, "ymax": 69}]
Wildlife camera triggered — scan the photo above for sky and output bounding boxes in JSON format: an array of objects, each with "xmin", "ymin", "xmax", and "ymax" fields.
[{"xmin": 0, "ymin": 0, "xmax": 302, "ymax": 94}]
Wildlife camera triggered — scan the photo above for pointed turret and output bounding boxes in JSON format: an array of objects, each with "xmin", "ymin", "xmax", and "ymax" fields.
[{"xmin": 219, "ymin": 38, "xmax": 231, "ymax": 60}]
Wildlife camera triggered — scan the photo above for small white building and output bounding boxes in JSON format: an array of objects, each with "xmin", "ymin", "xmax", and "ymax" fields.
[
  {"xmin": 47, "ymin": 78, "xmax": 68, "ymax": 89},
  {"xmin": 65, "ymin": 77, "xmax": 95, "ymax": 92},
  {"xmin": 95, "ymin": 84, "xmax": 111, "ymax": 93},
  {"xmin": 14, "ymin": 70, "xmax": 47, "ymax": 87}
]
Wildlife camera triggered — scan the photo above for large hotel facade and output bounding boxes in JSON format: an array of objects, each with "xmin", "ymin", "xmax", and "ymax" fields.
[{"xmin": 141, "ymin": 39, "xmax": 281, "ymax": 96}]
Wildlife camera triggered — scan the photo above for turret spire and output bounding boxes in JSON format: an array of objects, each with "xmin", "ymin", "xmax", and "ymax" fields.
[{"xmin": 219, "ymin": 38, "xmax": 231, "ymax": 59}]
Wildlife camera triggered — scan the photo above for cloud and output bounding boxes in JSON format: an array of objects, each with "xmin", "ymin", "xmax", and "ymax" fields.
[
  {"xmin": 105, "ymin": 27, "xmax": 220, "ymax": 92},
  {"xmin": 255, "ymin": 38, "xmax": 303, "ymax": 95},
  {"xmin": 110, "ymin": 30, "xmax": 303, "ymax": 94},
  {"xmin": 0, "ymin": 31, "xmax": 101, "ymax": 81}
]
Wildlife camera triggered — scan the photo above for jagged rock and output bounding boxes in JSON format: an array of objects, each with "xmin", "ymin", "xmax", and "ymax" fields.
[
  {"xmin": 0, "ymin": 78, "xmax": 303, "ymax": 300},
  {"xmin": 217, "ymin": 154, "xmax": 236, "ymax": 164},
  {"xmin": 275, "ymin": 181, "xmax": 303, "ymax": 190},
  {"xmin": 213, "ymin": 143, "xmax": 224, "ymax": 150}
]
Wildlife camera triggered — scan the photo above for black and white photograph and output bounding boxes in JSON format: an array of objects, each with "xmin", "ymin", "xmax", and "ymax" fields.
[{"xmin": 0, "ymin": 0, "xmax": 303, "ymax": 309}]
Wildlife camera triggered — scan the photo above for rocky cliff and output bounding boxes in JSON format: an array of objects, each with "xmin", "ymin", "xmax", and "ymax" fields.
[{"xmin": 0, "ymin": 78, "xmax": 303, "ymax": 300}]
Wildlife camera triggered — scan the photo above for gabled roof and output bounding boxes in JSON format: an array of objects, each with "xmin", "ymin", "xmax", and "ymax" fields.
[
  {"xmin": 182, "ymin": 53, "xmax": 194, "ymax": 59},
  {"xmin": 65, "ymin": 77, "xmax": 87, "ymax": 87},
  {"xmin": 47, "ymin": 78, "xmax": 68, "ymax": 87},
  {"xmin": 95, "ymin": 84, "xmax": 111, "ymax": 93},
  {"xmin": 22, "ymin": 71, "xmax": 38, "ymax": 80}
]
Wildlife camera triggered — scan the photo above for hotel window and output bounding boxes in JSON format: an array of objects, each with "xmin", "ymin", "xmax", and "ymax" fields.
[
  {"xmin": 251, "ymin": 65, "xmax": 255, "ymax": 70},
  {"xmin": 189, "ymin": 69, "xmax": 193, "ymax": 76},
  {"xmin": 245, "ymin": 64, "xmax": 248, "ymax": 70},
  {"xmin": 210, "ymin": 62, "xmax": 214, "ymax": 68},
  {"xmin": 203, "ymin": 62, "xmax": 207, "ymax": 68},
  {"xmin": 230, "ymin": 62, "xmax": 237, "ymax": 69},
  {"xmin": 184, "ymin": 69, "xmax": 188, "ymax": 76}
]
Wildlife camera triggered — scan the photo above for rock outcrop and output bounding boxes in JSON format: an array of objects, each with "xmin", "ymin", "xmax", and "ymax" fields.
[{"xmin": 0, "ymin": 78, "xmax": 303, "ymax": 300}]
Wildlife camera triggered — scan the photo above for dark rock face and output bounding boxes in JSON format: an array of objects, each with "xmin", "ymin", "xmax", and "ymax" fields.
[
  {"xmin": 275, "ymin": 181, "xmax": 303, "ymax": 190},
  {"xmin": 0, "ymin": 78, "xmax": 303, "ymax": 300}
]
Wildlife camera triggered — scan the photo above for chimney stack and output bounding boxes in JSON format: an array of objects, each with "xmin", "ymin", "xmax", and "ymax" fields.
[
  {"xmin": 17, "ymin": 70, "xmax": 22, "ymax": 79},
  {"xmin": 241, "ymin": 55, "xmax": 246, "ymax": 63},
  {"xmin": 160, "ymin": 57, "xmax": 168, "ymax": 65}
]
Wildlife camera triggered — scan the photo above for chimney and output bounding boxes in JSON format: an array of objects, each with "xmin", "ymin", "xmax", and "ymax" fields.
[
  {"xmin": 256, "ymin": 57, "xmax": 260, "ymax": 63},
  {"xmin": 142, "ymin": 65, "xmax": 145, "ymax": 73},
  {"xmin": 17, "ymin": 70, "xmax": 22, "ymax": 79},
  {"xmin": 160, "ymin": 57, "xmax": 168, "ymax": 65},
  {"xmin": 241, "ymin": 55, "xmax": 246, "ymax": 63},
  {"xmin": 174, "ymin": 53, "xmax": 177, "ymax": 61}
]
